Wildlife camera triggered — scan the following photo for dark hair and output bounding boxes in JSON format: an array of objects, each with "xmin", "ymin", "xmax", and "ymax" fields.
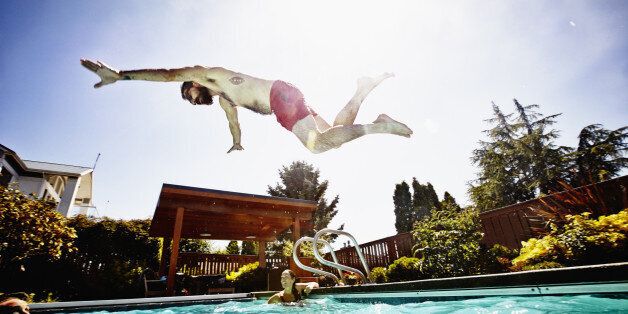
[
  {"xmin": 181, "ymin": 81, "xmax": 213, "ymax": 105},
  {"xmin": 287, "ymin": 270, "xmax": 301, "ymax": 301}
]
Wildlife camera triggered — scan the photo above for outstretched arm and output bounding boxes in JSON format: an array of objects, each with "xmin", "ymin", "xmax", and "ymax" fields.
[
  {"xmin": 296, "ymin": 282, "xmax": 319, "ymax": 295},
  {"xmin": 219, "ymin": 97, "xmax": 243, "ymax": 153},
  {"xmin": 81, "ymin": 59, "xmax": 209, "ymax": 88}
]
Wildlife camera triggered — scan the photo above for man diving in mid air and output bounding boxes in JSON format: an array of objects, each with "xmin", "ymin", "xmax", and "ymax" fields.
[{"xmin": 81, "ymin": 59, "xmax": 412, "ymax": 153}]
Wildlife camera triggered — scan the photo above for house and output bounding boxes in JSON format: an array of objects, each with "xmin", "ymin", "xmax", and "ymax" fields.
[{"xmin": 0, "ymin": 144, "xmax": 95, "ymax": 217}]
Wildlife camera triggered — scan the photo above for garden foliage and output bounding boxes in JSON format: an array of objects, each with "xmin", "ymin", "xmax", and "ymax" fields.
[
  {"xmin": 0, "ymin": 185, "xmax": 76, "ymax": 271},
  {"xmin": 0, "ymin": 188, "xmax": 161, "ymax": 302},
  {"xmin": 512, "ymin": 209, "xmax": 628, "ymax": 270},
  {"xmin": 386, "ymin": 256, "xmax": 422, "ymax": 282},
  {"xmin": 412, "ymin": 205, "xmax": 484, "ymax": 278},
  {"xmin": 225, "ymin": 262, "xmax": 267, "ymax": 292},
  {"xmin": 368, "ymin": 267, "xmax": 388, "ymax": 283}
]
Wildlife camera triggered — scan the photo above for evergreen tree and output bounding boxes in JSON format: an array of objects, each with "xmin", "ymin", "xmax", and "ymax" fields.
[
  {"xmin": 393, "ymin": 181, "xmax": 413, "ymax": 233},
  {"xmin": 469, "ymin": 103, "xmax": 526, "ymax": 212},
  {"xmin": 241, "ymin": 241, "xmax": 257, "ymax": 255},
  {"xmin": 441, "ymin": 191, "xmax": 462, "ymax": 211},
  {"xmin": 570, "ymin": 124, "xmax": 627, "ymax": 185},
  {"xmin": 267, "ymin": 161, "xmax": 341, "ymax": 241},
  {"xmin": 512, "ymin": 99, "xmax": 568, "ymax": 194},
  {"xmin": 469, "ymin": 100, "xmax": 568, "ymax": 211},
  {"xmin": 411, "ymin": 178, "xmax": 440, "ymax": 221},
  {"xmin": 226, "ymin": 241, "xmax": 240, "ymax": 255}
]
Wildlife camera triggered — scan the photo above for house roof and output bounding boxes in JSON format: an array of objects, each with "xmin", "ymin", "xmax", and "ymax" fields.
[
  {"xmin": 149, "ymin": 184, "xmax": 318, "ymax": 241},
  {"xmin": 1, "ymin": 143, "xmax": 92, "ymax": 177},
  {"xmin": 23, "ymin": 160, "xmax": 92, "ymax": 176}
]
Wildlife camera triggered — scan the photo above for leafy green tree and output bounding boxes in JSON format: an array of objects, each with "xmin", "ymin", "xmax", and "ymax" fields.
[
  {"xmin": 470, "ymin": 100, "xmax": 568, "ymax": 211},
  {"xmin": 226, "ymin": 241, "xmax": 240, "ymax": 254},
  {"xmin": 267, "ymin": 161, "xmax": 341, "ymax": 236},
  {"xmin": 179, "ymin": 239, "xmax": 214, "ymax": 253},
  {"xmin": 412, "ymin": 206, "xmax": 484, "ymax": 278},
  {"xmin": 240, "ymin": 241, "xmax": 257, "ymax": 255},
  {"xmin": 569, "ymin": 124, "xmax": 627, "ymax": 185},
  {"xmin": 393, "ymin": 181, "xmax": 413, "ymax": 233},
  {"xmin": 0, "ymin": 185, "xmax": 76, "ymax": 272}
]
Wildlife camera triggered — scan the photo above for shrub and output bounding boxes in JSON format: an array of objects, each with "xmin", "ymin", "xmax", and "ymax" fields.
[
  {"xmin": 368, "ymin": 267, "xmax": 388, "ymax": 283},
  {"xmin": 477, "ymin": 244, "xmax": 519, "ymax": 274},
  {"xmin": 386, "ymin": 257, "xmax": 422, "ymax": 282},
  {"xmin": 226, "ymin": 262, "xmax": 267, "ymax": 292},
  {"xmin": 343, "ymin": 272, "xmax": 363, "ymax": 285},
  {"xmin": 512, "ymin": 209, "xmax": 628, "ymax": 270},
  {"xmin": 412, "ymin": 207, "xmax": 484, "ymax": 278},
  {"xmin": 0, "ymin": 185, "xmax": 76, "ymax": 271}
]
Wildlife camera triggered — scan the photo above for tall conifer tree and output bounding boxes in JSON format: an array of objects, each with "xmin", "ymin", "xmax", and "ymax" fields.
[
  {"xmin": 393, "ymin": 181, "xmax": 413, "ymax": 233},
  {"xmin": 267, "ymin": 161, "xmax": 341, "ymax": 237}
]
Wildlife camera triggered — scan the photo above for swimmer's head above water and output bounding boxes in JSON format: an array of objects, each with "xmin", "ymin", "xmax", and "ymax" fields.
[{"xmin": 268, "ymin": 269, "xmax": 318, "ymax": 304}]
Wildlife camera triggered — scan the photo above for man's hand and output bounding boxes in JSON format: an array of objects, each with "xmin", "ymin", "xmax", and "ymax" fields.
[
  {"xmin": 227, "ymin": 143, "xmax": 244, "ymax": 153},
  {"xmin": 81, "ymin": 59, "xmax": 122, "ymax": 88}
]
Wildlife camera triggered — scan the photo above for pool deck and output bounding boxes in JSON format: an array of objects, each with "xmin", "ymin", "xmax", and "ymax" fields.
[{"xmin": 30, "ymin": 262, "xmax": 628, "ymax": 312}]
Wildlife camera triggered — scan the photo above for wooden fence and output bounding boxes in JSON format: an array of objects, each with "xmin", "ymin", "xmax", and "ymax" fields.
[
  {"xmin": 480, "ymin": 175, "xmax": 628, "ymax": 249},
  {"xmin": 327, "ymin": 232, "xmax": 413, "ymax": 273}
]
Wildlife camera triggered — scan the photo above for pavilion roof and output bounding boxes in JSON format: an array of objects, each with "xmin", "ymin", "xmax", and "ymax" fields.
[{"xmin": 149, "ymin": 184, "xmax": 317, "ymax": 241}]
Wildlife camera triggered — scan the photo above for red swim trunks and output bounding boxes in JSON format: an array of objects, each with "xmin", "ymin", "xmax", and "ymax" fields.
[{"xmin": 269, "ymin": 80, "xmax": 317, "ymax": 131}]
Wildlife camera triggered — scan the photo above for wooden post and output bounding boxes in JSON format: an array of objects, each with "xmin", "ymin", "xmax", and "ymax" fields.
[
  {"xmin": 258, "ymin": 240, "xmax": 266, "ymax": 268},
  {"xmin": 166, "ymin": 207, "xmax": 184, "ymax": 296},
  {"xmin": 159, "ymin": 237, "xmax": 171, "ymax": 277},
  {"xmin": 292, "ymin": 217, "xmax": 300, "ymax": 242},
  {"xmin": 290, "ymin": 217, "xmax": 301, "ymax": 273}
]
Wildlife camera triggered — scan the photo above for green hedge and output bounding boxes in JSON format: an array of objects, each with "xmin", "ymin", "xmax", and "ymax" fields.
[{"xmin": 386, "ymin": 257, "xmax": 422, "ymax": 282}]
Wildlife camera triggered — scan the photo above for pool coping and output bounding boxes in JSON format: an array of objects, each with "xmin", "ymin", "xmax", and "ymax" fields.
[
  {"xmin": 29, "ymin": 293, "xmax": 254, "ymax": 313},
  {"xmin": 253, "ymin": 262, "xmax": 628, "ymax": 298},
  {"xmin": 30, "ymin": 262, "xmax": 628, "ymax": 312}
]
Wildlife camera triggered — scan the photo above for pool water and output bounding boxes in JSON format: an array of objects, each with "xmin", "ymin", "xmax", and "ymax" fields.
[{"xmin": 79, "ymin": 295, "xmax": 628, "ymax": 313}]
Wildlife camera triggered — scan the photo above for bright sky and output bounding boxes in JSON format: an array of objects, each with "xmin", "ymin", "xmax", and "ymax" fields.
[{"xmin": 1, "ymin": 1, "xmax": 627, "ymax": 246}]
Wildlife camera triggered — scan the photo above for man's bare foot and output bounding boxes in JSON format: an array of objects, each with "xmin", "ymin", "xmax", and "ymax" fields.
[
  {"xmin": 357, "ymin": 72, "xmax": 395, "ymax": 96},
  {"xmin": 374, "ymin": 114, "xmax": 413, "ymax": 137}
]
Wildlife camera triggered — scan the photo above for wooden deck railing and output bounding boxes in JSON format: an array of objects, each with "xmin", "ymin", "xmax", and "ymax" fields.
[
  {"xmin": 315, "ymin": 232, "xmax": 414, "ymax": 274},
  {"xmin": 177, "ymin": 253, "xmax": 288, "ymax": 275}
]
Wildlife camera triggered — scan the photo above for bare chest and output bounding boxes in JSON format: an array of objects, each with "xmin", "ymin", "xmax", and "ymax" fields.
[{"xmin": 218, "ymin": 77, "xmax": 274, "ymax": 115}]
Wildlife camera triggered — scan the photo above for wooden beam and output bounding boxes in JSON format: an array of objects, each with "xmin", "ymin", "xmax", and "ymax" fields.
[
  {"xmin": 258, "ymin": 240, "xmax": 266, "ymax": 268},
  {"xmin": 158, "ymin": 199, "xmax": 312, "ymax": 220},
  {"xmin": 161, "ymin": 186, "xmax": 318, "ymax": 209},
  {"xmin": 166, "ymin": 207, "xmax": 184, "ymax": 296}
]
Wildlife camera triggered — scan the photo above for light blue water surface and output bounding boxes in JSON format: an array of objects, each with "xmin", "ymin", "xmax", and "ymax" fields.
[{"xmin": 79, "ymin": 295, "xmax": 628, "ymax": 314}]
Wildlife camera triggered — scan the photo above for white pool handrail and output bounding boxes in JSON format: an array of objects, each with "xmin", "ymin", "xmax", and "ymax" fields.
[
  {"xmin": 312, "ymin": 228, "xmax": 371, "ymax": 283},
  {"xmin": 292, "ymin": 236, "xmax": 343, "ymax": 283}
]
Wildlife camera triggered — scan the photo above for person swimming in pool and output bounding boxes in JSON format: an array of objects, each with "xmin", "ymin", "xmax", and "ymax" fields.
[
  {"xmin": 267, "ymin": 269, "xmax": 318, "ymax": 304},
  {"xmin": 81, "ymin": 59, "xmax": 413, "ymax": 154}
]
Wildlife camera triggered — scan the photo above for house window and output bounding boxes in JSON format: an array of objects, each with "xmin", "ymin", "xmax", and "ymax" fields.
[{"xmin": 0, "ymin": 167, "xmax": 12, "ymax": 187}]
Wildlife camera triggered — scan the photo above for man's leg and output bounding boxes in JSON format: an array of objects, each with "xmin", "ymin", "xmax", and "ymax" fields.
[
  {"xmin": 333, "ymin": 73, "xmax": 394, "ymax": 126},
  {"xmin": 293, "ymin": 114, "xmax": 412, "ymax": 154}
]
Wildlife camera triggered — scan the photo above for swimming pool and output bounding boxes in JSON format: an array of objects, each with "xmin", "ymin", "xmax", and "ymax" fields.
[
  {"xmin": 29, "ymin": 263, "xmax": 628, "ymax": 313},
  {"xmin": 63, "ymin": 294, "xmax": 628, "ymax": 313}
]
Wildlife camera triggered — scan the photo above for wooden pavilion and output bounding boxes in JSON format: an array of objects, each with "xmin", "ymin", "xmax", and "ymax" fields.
[{"xmin": 148, "ymin": 184, "xmax": 317, "ymax": 295}]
